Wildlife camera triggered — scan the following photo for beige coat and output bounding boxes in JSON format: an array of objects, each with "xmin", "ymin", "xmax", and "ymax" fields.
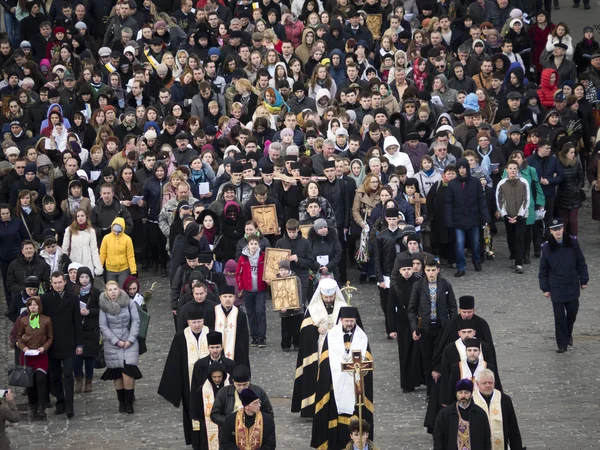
[{"xmin": 352, "ymin": 187, "xmax": 380, "ymax": 227}]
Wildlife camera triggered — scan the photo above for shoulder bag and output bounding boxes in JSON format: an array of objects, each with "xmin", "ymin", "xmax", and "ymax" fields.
[{"xmin": 8, "ymin": 355, "xmax": 34, "ymax": 387}]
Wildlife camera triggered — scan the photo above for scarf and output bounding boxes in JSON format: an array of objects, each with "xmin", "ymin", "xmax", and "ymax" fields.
[
  {"xmin": 554, "ymin": 54, "xmax": 564, "ymax": 67},
  {"xmin": 423, "ymin": 167, "xmax": 435, "ymax": 176},
  {"xmin": 22, "ymin": 205, "xmax": 32, "ymax": 214},
  {"xmin": 77, "ymin": 223, "xmax": 87, "ymax": 230},
  {"xmin": 29, "ymin": 313, "xmax": 40, "ymax": 329},
  {"xmin": 79, "ymin": 283, "xmax": 92, "ymax": 296},
  {"xmin": 68, "ymin": 195, "xmax": 82, "ymax": 214},
  {"xmin": 191, "ymin": 167, "xmax": 207, "ymax": 183},
  {"xmin": 203, "ymin": 225, "xmax": 217, "ymax": 244}
]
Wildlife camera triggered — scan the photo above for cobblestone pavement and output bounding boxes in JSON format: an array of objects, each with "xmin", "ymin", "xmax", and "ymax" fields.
[{"xmin": 1, "ymin": 205, "xmax": 600, "ymax": 449}]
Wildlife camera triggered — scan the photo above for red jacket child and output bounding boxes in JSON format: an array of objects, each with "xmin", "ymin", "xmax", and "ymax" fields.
[
  {"xmin": 235, "ymin": 236, "xmax": 267, "ymax": 293},
  {"xmin": 537, "ymin": 68, "xmax": 560, "ymax": 109}
]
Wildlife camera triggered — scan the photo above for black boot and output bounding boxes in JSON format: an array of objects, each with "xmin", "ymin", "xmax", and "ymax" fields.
[
  {"xmin": 37, "ymin": 404, "xmax": 46, "ymax": 420},
  {"xmin": 116, "ymin": 389, "xmax": 126, "ymax": 413},
  {"xmin": 554, "ymin": 0, "xmax": 560, "ymax": 8},
  {"xmin": 28, "ymin": 404, "xmax": 38, "ymax": 420},
  {"xmin": 161, "ymin": 266, "xmax": 168, "ymax": 278},
  {"xmin": 152, "ymin": 262, "xmax": 159, "ymax": 274},
  {"xmin": 125, "ymin": 389, "xmax": 135, "ymax": 414}
]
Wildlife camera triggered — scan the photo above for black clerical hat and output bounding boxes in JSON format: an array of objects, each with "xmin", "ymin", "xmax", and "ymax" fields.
[
  {"xmin": 323, "ymin": 160, "xmax": 335, "ymax": 170},
  {"xmin": 184, "ymin": 248, "xmax": 198, "ymax": 260},
  {"xmin": 198, "ymin": 252, "xmax": 213, "ymax": 264},
  {"xmin": 232, "ymin": 365, "xmax": 251, "ymax": 382},
  {"xmin": 464, "ymin": 338, "xmax": 480, "ymax": 349},
  {"xmin": 207, "ymin": 331, "xmax": 222, "ymax": 346},
  {"xmin": 459, "ymin": 295, "xmax": 475, "ymax": 310},
  {"xmin": 187, "ymin": 310, "xmax": 204, "ymax": 321},
  {"xmin": 220, "ymin": 285, "xmax": 235, "ymax": 296},
  {"xmin": 240, "ymin": 388, "xmax": 259, "ymax": 406},
  {"xmin": 261, "ymin": 165, "xmax": 274, "ymax": 174},
  {"xmin": 397, "ymin": 256, "xmax": 413, "ymax": 269},
  {"xmin": 339, "ymin": 306, "xmax": 358, "ymax": 319},
  {"xmin": 457, "ymin": 318, "xmax": 475, "ymax": 331},
  {"xmin": 299, "ymin": 167, "xmax": 313, "ymax": 177}
]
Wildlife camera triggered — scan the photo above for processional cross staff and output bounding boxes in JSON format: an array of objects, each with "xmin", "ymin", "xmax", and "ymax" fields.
[{"xmin": 341, "ymin": 350, "xmax": 374, "ymax": 449}]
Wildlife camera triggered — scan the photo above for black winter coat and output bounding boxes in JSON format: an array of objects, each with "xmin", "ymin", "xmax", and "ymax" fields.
[
  {"xmin": 539, "ymin": 234, "xmax": 589, "ymax": 303},
  {"xmin": 41, "ymin": 289, "xmax": 84, "ymax": 359},
  {"xmin": 275, "ymin": 233, "xmax": 314, "ymax": 281},
  {"xmin": 6, "ymin": 254, "xmax": 50, "ymax": 295},
  {"xmin": 408, "ymin": 277, "xmax": 457, "ymax": 333},
  {"xmin": 219, "ymin": 213, "xmax": 245, "ymax": 262},
  {"xmin": 169, "ymin": 234, "xmax": 211, "ymax": 280},
  {"xmin": 40, "ymin": 208, "xmax": 71, "ymax": 243},
  {"xmin": 320, "ymin": 178, "xmax": 351, "ymax": 229},
  {"xmin": 445, "ymin": 171, "xmax": 490, "ymax": 229},
  {"xmin": 78, "ymin": 286, "xmax": 101, "ymax": 357},
  {"xmin": 307, "ymin": 227, "xmax": 342, "ymax": 281},
  {"xmin": 433, "ymin": 402, "xmax": 492, "ymax": 450},
  {"xmin": 0, "ymin": 218, "xmax": 28, "ymax": 264},
  {"xmin": 527, "ymin": 153, "xmax": 564, "ymax": 198},
  {"xmin": 388, "ymin": 274, "xmax": 418, "ymax": 329},
  {"xmin": 141, "ymin": 163, "xmax": 168, "ymax": 222},
  {"xmin": 374, "ymin": 227, "xmax": 403, "ymax": 282},
  {"xmin": 556, "ymin": 156, "xmax": 584, "ymax": 210}
]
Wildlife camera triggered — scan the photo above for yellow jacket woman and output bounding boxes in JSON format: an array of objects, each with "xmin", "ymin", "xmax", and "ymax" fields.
[{"xmin": 100, "ymin": 217, "xmax": 137, "ymax": 284}]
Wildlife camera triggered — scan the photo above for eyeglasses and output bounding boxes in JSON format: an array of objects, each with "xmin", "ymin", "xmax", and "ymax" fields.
[
  {"xmin": 405, "ymin": 104, "xmax": 415, "ymax": 108},
  {"xmin": 436, "ymin": 65, "xmax": 445, "ymax": 69}
]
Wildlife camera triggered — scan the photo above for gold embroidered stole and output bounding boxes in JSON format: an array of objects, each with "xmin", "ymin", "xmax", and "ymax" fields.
[
  {"xmin": 202, "ymin": 378, "xmax": 230, "ymax": 450},
  {"xmin": 234, "ymin": 390, "xmax": 243, "ymax": 412},
  {"xmin": 184, "ymin": 326, "xmax": 210, "ymax": 431},
  {"xmin": 214, "ymin": 305, "xmax": 238, "ymax": 360},
  {"xmin": 235, "ymin": 409, "xmax": 263, "ymax": 450},
  {"xmin": 473, "ymin": 389, "xmax": 505, "ymax": 450},
  {"xmin": 143, "ymin": 49, "xmax": 159, "ymax": 69},
  {"xmin": 456, "ymin": 403, "xmax": 471, "ymax": 450},
  {"xmin": 458, "ymin": 360, "xmax": 487, "ymax": 384}
]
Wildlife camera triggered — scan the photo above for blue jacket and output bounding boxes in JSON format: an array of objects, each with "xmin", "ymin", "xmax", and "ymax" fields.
[
  {"xmin": 0, "ymin": 218, "xmax": 28, "ymax": 263},
  {"xmin": 370, "ymin": 199, "xmax": 415, "ymax": 226},
  {"xmin": 445, "ymin": 158, "xmax": 491, "ymax": 229},
  {"xmin": 527, "ymin": 153, "xmax": 564, "ymax": 198},
  {"xmin": 539, "ymin": 234, "xmax": 588, "ymax": 303}
]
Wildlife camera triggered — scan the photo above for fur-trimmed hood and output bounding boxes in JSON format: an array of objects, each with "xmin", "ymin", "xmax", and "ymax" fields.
[{"xmin": 99, "ymin": 290, "xmax": 130, "ymax": 315}]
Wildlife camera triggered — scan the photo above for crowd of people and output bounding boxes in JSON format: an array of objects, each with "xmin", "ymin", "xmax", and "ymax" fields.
[{"xmin": 0, "ymin": 0, "xmax": 596, "ymax": 448}]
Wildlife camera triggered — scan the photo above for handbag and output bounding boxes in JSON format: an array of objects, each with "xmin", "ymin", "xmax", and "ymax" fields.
[
  {"xmin": 21, "ymin": 217, "xmax": 40, "ymax": 252},
  {"xmin": 8, "ymin": 355, "xmax": 34, "ymax": 387},
  {"xmin": 130, "ymin": 301, "xmax": 150, "ymax": 341},
  {"xmin": 94, "ymin": 341, "xmax": 106, "ymax": 369}
]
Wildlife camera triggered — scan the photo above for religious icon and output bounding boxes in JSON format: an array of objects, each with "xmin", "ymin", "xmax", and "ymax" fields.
[
  {"xmin": 251, "ymin": 204, "xmax": 278, "ymax": 235},
  {"xmin": 366, "ymin": 14, "xmax": 383, "ymax": 40},
  {"xmin": 298, "ymin": 224, "xmax": 312, "ymax": 239},
  {"xmin": 271, "ymin": 276, "xmax": 300, "ymax": 311},
  {"xmin": 262, "ymin": 248, "xmax": 291, "ymax": 282}
]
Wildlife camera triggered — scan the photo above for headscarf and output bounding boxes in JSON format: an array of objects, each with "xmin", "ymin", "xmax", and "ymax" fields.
[{"xmin": 263, "ymin": 87, "xmax": 287, "ymax": 115}]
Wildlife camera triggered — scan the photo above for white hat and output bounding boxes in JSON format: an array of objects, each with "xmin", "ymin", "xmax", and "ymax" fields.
[
  {"xmin": 4, "ymin": 146, "xmax": 20, "ymax": 156},
  {"xmin": 384, "ymin": 135, "xmax": 400, "ymax": 152},
  {"xmin": 510, "ymin": 18, "xmax": 522, "ymax": 28},
  {"xmin": 144, "ymin": 129, "xmax": 158, "ymax": 140},
  {"xmin": 68, "ymin": 262, "xmax": 82, "ymax": 272},
  {"xmin": 76, "ymin": 169, "xmax": 89, "ymax": 180},
  {"xmin": 319, "ymin": 278, "xmax": 338, "ymax": 296},
  {"xmin": 124, "ymin": 46, "xmax": 135, "ymax": 55},
  {"xmin": 436, "ymin": 124, "xmax": 454, "ymax": 134}
]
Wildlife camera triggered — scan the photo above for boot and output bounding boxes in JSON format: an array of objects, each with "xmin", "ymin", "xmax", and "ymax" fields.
[
  {"xmin": 84, "ymin": 379, "xmax": 93, "ymax": 393},
  {"xmin": 554, "ymin": 0, "xmax": 560, "ymax": 8},
  {"xmin": 161, "ymin": 266, "xmax": 168, "ymax": 278},
  {"xmin": 28, "ymin": 404, "xmax": 38, "ymax": 420},
  {"xmin": 152, "ymin": 261, "xmax": 159, "ymax": 274},
  {"xmin": 37, "ymin": 404, "xmax": 46, "ymax": 420},
  {"xmin": 124, "ymin": 389, "xmax": 135, "ymax": 414},
  {"xmin": 75, "ymin": 377, "xmax": 83, "ymax": 393},
  {"xmin": 116, "ymin": 389, "xmax": 126, "ymax": 413}
]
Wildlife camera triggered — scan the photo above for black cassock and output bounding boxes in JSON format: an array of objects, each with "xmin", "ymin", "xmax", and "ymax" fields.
[
  {"xmin": 205, "ymin": 305, "xmax": 251, "ymax": 371},
  {"xmin": 425, "ymin": 339, "xmax": 501, "ymax": 432},
  {"xmin": 387, "ymin": 272, "xmax": 425, "ymax": 391},
  {"xmin": 431, "ymin": 314, "xmax": 497, "ymax": 371},
  {"xmin": 291, "ymin": 307, "xmax": 363, "ymax": 418},
  {"xmin": 158, "ymin": 332, "xmax": 204, "ymax": 447},
  {"xmin": 310, "ymin": 329, "xmax": 373, "ymax": 450},
  {"xmin": 189, "ymin": 363, "xmax": 231, "ymax": 450}
]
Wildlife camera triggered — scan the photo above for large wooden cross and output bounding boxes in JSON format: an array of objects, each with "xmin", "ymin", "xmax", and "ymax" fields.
[
  {"xmin": 341, "ymin": 350, "xmax": 374, "ymax": 448},
  {"xmin": 409, "ymin": 193, "xmax": 426, "ymax": 218}
]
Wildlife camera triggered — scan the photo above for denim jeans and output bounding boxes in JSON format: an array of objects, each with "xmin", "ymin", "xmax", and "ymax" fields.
[
  {"xmin": 3, "ymin": 12, "xmax": 19, "ymax": 48},
  {"xmin": 244, "ymin": 291, "xmax": 267, "ymax": 340},
  {"xmin": 74, "ymin": 355, "xmax": 94, "ymax": 380},
  {"xmin": 455, "ymin": 227, "xmax": 480, "ymax": 271}
]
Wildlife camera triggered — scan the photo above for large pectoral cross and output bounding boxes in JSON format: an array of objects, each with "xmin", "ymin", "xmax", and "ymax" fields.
[
  {"xmin": 341, "ymin": 350, "xmax": 374, "ymax": 448},
  {"xmin": 409, "ymin": 193, "xmax": 426, "ymax": 219}
]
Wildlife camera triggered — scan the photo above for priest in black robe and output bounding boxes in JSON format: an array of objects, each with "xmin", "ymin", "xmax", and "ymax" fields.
[
  {"xmin": 444, "ymin": 338, "xmax": 501, "ymax": 406},
  {"xmin": 291, "ymin": 278, "xmax": 350, "ymax": 418},
  {"xmin": 220, "ymin": 388, "xmax": 277, "ymax": 450},
  {"xmin": 311, "ymin": 307, "xmax": 374, "ymax": 450},
  {"xmin": 189, "ymin": 363, "xmax": 230, "ymax": 450},
  {"xmin": 177, "ymin": 282, "xmax": 218, "ymax": 332},
  {"xmin": 425, "ymin": 319, "xmax": 501, "ymax": 433},
  {"xmin": 205, "ymin": 285, "xmax": 250, "ymax": 370},
  {"xmin": 431, "ymin": 295, "xmax": 496, "ymax": 373},
  {"xmin": 388, "ymin": 254, "xmax": 425, "ymax": 392},
  {"xmin": 158, "ymin": 310, "xmax": 210, "ymax": 448},
  {"xmin": 190, "ymin": 331, "xmax": 236, "ymax": 391},
  {"xmin": 474, "ymin": 369, "xmax": 525, "ymax": 450}
]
